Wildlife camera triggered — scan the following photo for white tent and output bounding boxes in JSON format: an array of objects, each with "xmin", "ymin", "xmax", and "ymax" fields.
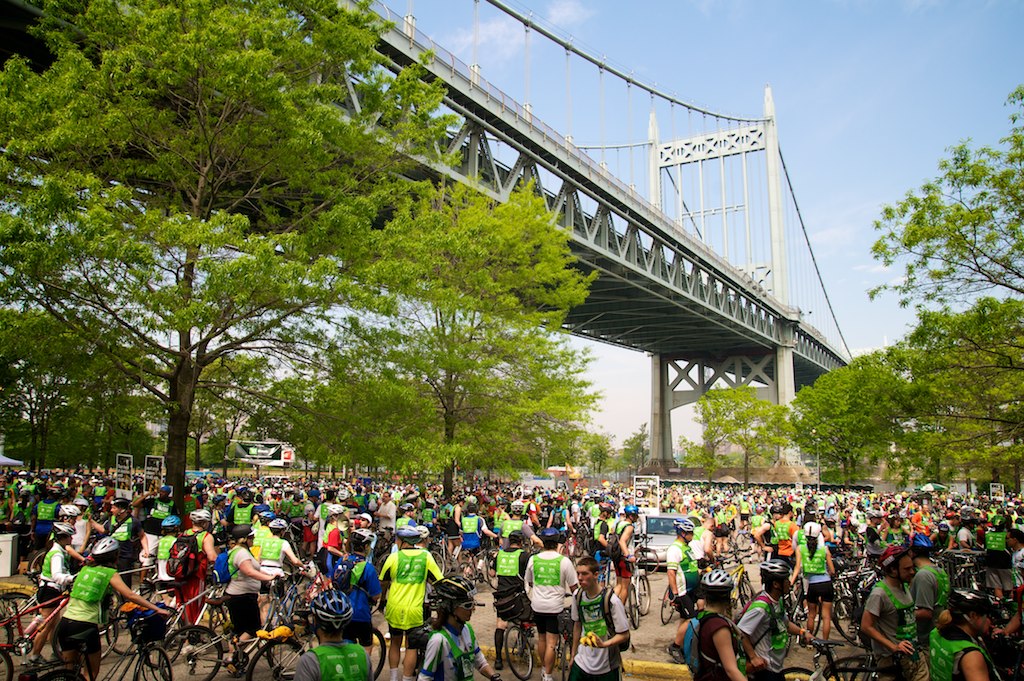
[{"xmin": 0, "ymin": 454, "xmax": 24, "ymax": 466}]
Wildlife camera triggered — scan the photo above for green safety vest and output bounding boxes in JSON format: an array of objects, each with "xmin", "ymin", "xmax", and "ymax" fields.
[
  {"xmin": 670, "ymin": 538, "xmax": 699, "ymax": 590},
  {"xmin": 397, "ymin": 517, "xmax": 412, "ymax": 528},
  {"xmin": 261, "ymin": 537, "xmax": 284, "ymax": 562},
  {"xmin": 921, "ymin": 565, "xmax": 951, "ymax": 608},
  {"xmin": 311, "ymin": 643, "xmax": 369, "ymax": 681},
  {"xmin": 771, "ymin": 520, "xmax": 792, "ymax": 545},
  {"xmin": 461, "ymin": 515, "xmax": 480, "ymax": 535},
  {"xmin": 421, "ymin": 509, "xmax": 436, "ymax": 523},
  {"xmin": 112, "ymin": 517, "xmax": 132, "ymax": 542},
  {"xmin": 578, "ymin": 591, "xmax": 609, "ymax": 638},
  {"xmin": 985, "ymin": 531, "xmax": 1007, "ymax": 551},
  {"xmin": 41, "ymin": 545, "xmax": 65, "ymax": 581},
  {"xmin": 438, "ymin": 625, "xmax": 478, "ymax": 681},
  {"xmin": 234, "ymin": 504, "xmax": 253, "ymax": 525},
  {"xmin": 929, "ymin": 628, "xmax": 993, "ymax": 681},
  {"xmin": 70, "ymin": 565, "xmax": 117, "ymax": 604},
  {"xmin": 94, "ymin": 486, "xmax": 107, "ymax": 497},
  {"xmin": 502, "ymin": 519, "xmax": 524, "ymax": 535},
  {"xmin": 740, "ymin": 501, "xmax": 751, "ymax": 514},
  {"xmin": 183, "ymin": 498, "xmax": 197, "ymax": 514},
  {"xmin": 497, "ymin": 549, "xmax": 523, "ymax": 577},
  {"xmin": 532, "ymin": 556, "xmax": 563, "ymax": 586},
  {"xmin": 750, "ymin": 514, "xmax": 765, "ymax": 529},
  {"xmin": 151, "ymin": 499, "xmax": 172, "ymax": 520},
  {"xmin": 878, "ymin": 582, "xmax": 916, "ymax": 641},
  {"xmin": 158, "ymin": 534, "xmax": 176, "ymax": 561},
  {"xmin": 799, "ymin": 544, "xmax": 827, "ymax": 575},
  {"xmin": 394, "ymin": 549, "xmax": 429, "ymax": 584},
  {"xmin": 37, "ymin": 500, "xmax": 58, "ymax": 521},
  {"xmin": 747, "ymin": 597, "xmax": 788, "ymax": 650},
  {"xmin": 439, "ymin": 505, "xmax": 452, "ymax": 521}
]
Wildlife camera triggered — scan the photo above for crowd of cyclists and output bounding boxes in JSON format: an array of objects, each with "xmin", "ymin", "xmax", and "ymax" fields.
[{"xmin": 4, "ymin": 469, "xmax": 1024, "ymax": 681}]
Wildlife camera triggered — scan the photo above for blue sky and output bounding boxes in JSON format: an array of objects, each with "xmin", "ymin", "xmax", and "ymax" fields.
[{"xmin": 392, "ymin": 0, "xmax": 1024, "ymax": 445}]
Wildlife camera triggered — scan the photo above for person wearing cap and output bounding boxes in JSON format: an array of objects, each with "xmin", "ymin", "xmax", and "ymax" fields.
[
  {"xmin": 861, "ymin": 545, "xmax": 927, "ymax": 681},
  {"xmin": 738, "ymin": 560, "xmax": 812, "ymax": 681},
  {"xmin": 225, "ymin": 524, "xmax": 279, "ymax": 673},
  {"xmin": 525, "ymin": 527, "xmax": 578, "ymax": 681},
  {"xmin": 380, "ymin": 524, "xmax": 443, "ymax": 681},
  {"xmin": 135, "ymin": 483, "xmax": 179, "ymax": 579},
  {"xmin": 791, "ymin": 521, "xmax": 836, "ymax": 642},
  {"xmin": 929, "ymin": 589, "xmax": 998, "ymax": 681}
]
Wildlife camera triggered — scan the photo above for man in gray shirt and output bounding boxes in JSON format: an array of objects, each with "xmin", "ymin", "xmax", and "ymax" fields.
[
  {"xmin": 738, "ymin": 560, "xmax": 812, "ymax": 680},
  {"xmin": 909, "ymin": 534, "xmax": 948, "ymax": 648},
  {"xmin": 861, "ymin": 546, "xmax": 928, "ymax": 681}
]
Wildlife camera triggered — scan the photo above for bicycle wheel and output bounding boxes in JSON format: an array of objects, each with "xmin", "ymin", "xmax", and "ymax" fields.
[
  {"xmin": 660, "ymin": 589, "xmax": 675, "ymax": 625},
  {"xmin": 637, "ymin": 573, "xmax": 651, "ymax": 616},
  {"xmin": 245, "ymin": 637, "xmax": 304, "ymax": 681},
  {"xmin": 0, "ymin": 648, "xmax": 12, "ymax": 681},
  {"xmin": 36, "ymin": 669, "xmax": 85, "ymax": 681},
  {"xmin": 136, "ymin": 644, "xmax": 173, "ymax": 681},
  {"xmin": 26, "ymin": 551, "xmax": 46, "ymax": 575},
  {"xmin": 484, "ymin": 550, "xmax": 498, "ymax": 590},
  {"xmin": 164, "ymin": 624, "xmax": 223, "ymax": 681},
  {"xmin": 558, "ymin": 636, "xmax": 571, "ymax": 681},
  {"xmin": 780, "ymin": 667, "xmax": 813, "ymax": 681},
  {"xmin": 429, "ymin": 547, "xmax": 447, "ymax": 575},
  {"xmin": 824, "ymin": 655, "xmax": 876, "ymax": 681},
  {"xmin": 504, "ymin": 624, "xmax": 534, "ymax": 681},
  {"xmin": 370, "ymin": 628, "xmax": 386, "ymax": 680},
  {"xmin": 0, "ymin": 592, "xmax": 29, "ymax": 644},
  {"xmin": 737, "ymin": 573, "xmax": 755, "ymax": 609},
  {"xmin": 626, "ymin": 584, "xmax": 639, "ymax": 630}
]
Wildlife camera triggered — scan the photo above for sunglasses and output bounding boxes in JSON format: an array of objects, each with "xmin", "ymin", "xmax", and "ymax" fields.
[{"xmin": 455, "ymin": 601, "xmax": 477, "ymax": 610}]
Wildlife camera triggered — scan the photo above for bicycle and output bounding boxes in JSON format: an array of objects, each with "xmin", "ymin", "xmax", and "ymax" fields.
[
  {"xmin": 659, "ymin": 586, "xmax": 677, "ymax": 625},
  {"xmin": 780, "ymin": 637, "xmax": 901, "ymax": 681},
  {"xmin": 503, "ymin": 619, "xmax": 535, "ymax": 681}
]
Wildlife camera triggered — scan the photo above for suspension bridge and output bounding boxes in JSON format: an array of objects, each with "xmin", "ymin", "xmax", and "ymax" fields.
[{"xmin": 1, "ymin": 0, "xmax": 852, "ymax": 465}]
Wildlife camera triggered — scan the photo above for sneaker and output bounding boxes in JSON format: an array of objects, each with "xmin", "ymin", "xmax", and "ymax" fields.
[
  {"xmin": 666, "ymin": 644, "xmax": 683, "ymax": 664},
  {"xmin": 22, "ymin": 654, "xmax": 41, "ymax": 666},
  {"xmin": 493, "ymin": 658, "xmax": 503, "ymax": 671}
]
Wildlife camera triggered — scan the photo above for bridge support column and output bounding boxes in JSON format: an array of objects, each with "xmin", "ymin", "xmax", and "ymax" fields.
[{"xmin": 651, "ymin": 354, "xmax": 674, "ymax": 464}]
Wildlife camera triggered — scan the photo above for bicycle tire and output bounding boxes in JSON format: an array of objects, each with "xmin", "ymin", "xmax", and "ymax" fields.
[
  {"xmin": 135, "ymin": 644, "xmax": 173, "ymax": 681},
  {"xmin": 0, "ymin": 592, "xmax": 29, "ymax": 645},
  {"xmin": 27, "ymin": 551, "xmax": 46, "ymax": 575},
  {"xmin": 738, "ymin": 573, "xmax": 755, "ymax": 609},
  {"xmin": 627, "ymin": 584, "xmax": 639, "ymax": 630},
  {"xmin": 735, "ymin": 532, "xmax": 753, "ymax": 552},
  {"xmin": 779, "ymin": 666, "xmax": 813, "ymax": 681},
  {"xmin": 164, "ymin": 624, "xmax": 223, "ymax": 681},
  {"xmin": 245, "ymin": 636, "xmax": 304, "ymax": 681},
  {"xmin": 660, "ymin": 589, "xmax": 675, "ymax": 625},
  {"xmin": 36, "ymin": 668, "xmax": 85, "ymax": 681},
  {"xmin": 504, "ymin": 624, "xmax": 534, "ymax": 681},
  {"xmin": 637, "ymin": 573, "xmax": 651, "ymax": 616},
  {"xmin": 371, "ymin": 628, "xmax": 387, "ymax": 680},
  {"xmin": 484, "ymin": 549, "xmax": 498, "ymax": 590},
  {"xmin": 558, "ymin": 636, "xmax": 571, "ymax": 681},
  {"xmin": 824, "ymin": 654, "xmax": 877, "ymax": 681},
  {"xmin": 0, "ymin": 647, "xmax": 12, "ymax": 681}
]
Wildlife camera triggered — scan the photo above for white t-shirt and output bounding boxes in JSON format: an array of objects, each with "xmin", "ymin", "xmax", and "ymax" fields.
[
  {"xmin": 525, "ymin": 550, "xmax": 578, "ymax": 614},
  {"xmin": 571, "ymin": 590, "xmax": 628, "ymax": 675},
  {"xmin": 957, "ymin": 527, "xmax": 975, "ymax": 548},
  {"xmin": 377, "ymin": 501, "xmax": 397, "ymax": 531}
]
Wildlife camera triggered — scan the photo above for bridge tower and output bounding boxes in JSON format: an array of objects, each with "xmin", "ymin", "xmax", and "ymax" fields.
[{"xmin": 648, "ymin": 86, "xmax": 797, "ymax": 465}]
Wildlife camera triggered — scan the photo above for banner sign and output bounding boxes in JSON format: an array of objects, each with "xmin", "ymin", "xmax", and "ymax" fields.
[
  {"xmin": 991, "ymin": 483, "xmax": 1005, "ymax": 501},
  {"xmin": 233, "ymin": 441, "xmax": 295, "ymax": 468},
  {"xmin": 633, "ymin": 475, "xmax": 661, "ymax": 516},
  {"xmin": 144, "ymin": 455, "xmax": 165, "ymax": 493},
  {"xmin": 115, "ymin": 454, "xmax": 133, "ymax": 500}
]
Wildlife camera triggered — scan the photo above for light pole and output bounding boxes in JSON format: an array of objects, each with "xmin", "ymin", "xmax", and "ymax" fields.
[{"xmin": 811, "ymin": 428, "xmax": 820, "ymax": 492}]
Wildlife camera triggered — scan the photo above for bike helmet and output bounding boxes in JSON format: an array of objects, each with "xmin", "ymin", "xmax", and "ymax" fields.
[
  {"xmin": 674, "ymin": 518, "xmax": 695, "ymax": 534},
  {"xmin": 310, "ymin": 590, "xmax": 354, "ymax": 629},
  {"xmin": 350, "ymin": 529, "xmax": 374, "ymax": 548},
  {"xmin": 190, "ymin": 509, "xmax": 212, "ymax": 524},
  {"xmin": 212, "ymin": 494, "xmax": 227, "ymax": 504},
  {"xmin": 159, "ymin": 485, "xmax": 172, "ymax": 494},
  {"xmin": 938, "ymin": 522, "xmax": 951, "ymax": 532},
  {"xmin": 399, "ymin": 503, "xmax": 415, "ymax": 512},
  {"xmin": 433, "ymin": 577, "xmax": 477, "ymax": 608},
  {"xmin": 538, "ymin": 527, "xmax": 564, "ymax": 543},
  {"xmin": 51, "ymin": 522, "xmax": 76, "ymax": 538},
  {"xmin": 911, "ymin": 533, "xmax": 934, "ymax": 550},
  {"xmin": 701, "ymin": 569, "xmax": 735, "ymax": 595},
  {"xmin": 769, "ymin": 503, "xmax": 785, "ymax": 516},
  {"xmin": 92, "ymin": 536, "xmax": 120, "ymax": 559},
  {"xmin": 59, "ymin": 504, "xmax": 81, "ymax": 518},
  {"xmin": 161, "ymin": 515, "xmax": 181, "ymax": 529},
  {"xmin": 623, "ymin": 504, "xmax": 639, "ymax": 516},
  {"xmin": 879, "ymin": 544, "xmax": 909, "ymax": 570},
  {"xmin": 326, "ymin": 504, "xmax": 346, "ymax": 517},
  {"xmin": 511, "ymin": 500, "xmax": 525, "ymax": 514},
  {"xmin": 231, "ymin": 524, "xmax": 256, "ymax": 540},
  {"xmin": 507, "ymin": 530, "xmax": 525, "ymax": 545},
  {"xmin": 416, "ymin": 525, "xmax": 430, "ymax": 541},
  {"xmin": 465, "ymin": 503, "xmax": 478, "ymax": 514},
  {"xmin": 73, "ymin": 497, "xmax": 90, "ymax": 507},
  {"xmin": 947, "ymin": 589, "xmax": 996, "ymax": 617},
  {"xmin": 269, "ymin": 518, "xmax": 289, "ymax": 531},
  {"xmin": 759, "ymin": 559, "xmax": 792, "ymax": 583},
  {"xmin": 598, "ymin": 502, "xmax": 614, "ymax": 514},
  {"xmin": 258, "ymin": 510, "xmax": 276, "ymax": 523},
  {"xmin": 112, "ymin": 498, "xmax": 131, "ymax": 510},
  {"xmin": 253, "ymin": 503, "xmax": 272, "ymax": 514},
  {"xmin": 238, "ymin": 488, "xmax": 254, "ymax": 502},
  {"xmin": 395, "ymin": 525, "xmax": 420, "ymax": 541},
  {"xmin": 803, "ymin": 521, "xmax": 821, "ymax": 538},
  {"xmin": 336, "ymin": 489, "xmax": 351, "ymax": 502}
]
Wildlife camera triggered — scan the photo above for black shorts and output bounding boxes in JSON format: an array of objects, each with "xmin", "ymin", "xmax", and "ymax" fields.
[
  {"xmin": 740, "ymin": 514, "xmax": 750, "ymax": 521},
  {"xmin": 56, "ymin": 619, "xmax": 101, "ymax": 655},
  {"xmin": 534, "ymin": 612, "xmax": 560, "ymax": 635},
  {"xmin": 226, "ymin": 593, "xmax": 261, "ymax": 637},
  {"xmin": 344, "ymin": 620, "xmax": 375, "ymax": 646},
  {"xmin": 37, "ymin": 584, "xmax": 63, "ymax": 607},
  {"xmin": 713, "ymin": 526, "xmax": 731, "ymax": 538},
  {"xmin": 805, "ymin": 581, "xmax": 835, "ymax": 604},
  {"xmin": 673, "ymin": 593, "xmax": 696, "ymax": 619}
]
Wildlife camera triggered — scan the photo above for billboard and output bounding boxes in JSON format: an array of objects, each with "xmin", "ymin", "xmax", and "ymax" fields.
[
  {"xmin": 233, "ymin": 441, "xmax": 295, "ymax": 468},
  {"xmin": 144, "ymin": 455, "xmax": 165, "ymax": 493},
  {"xmin": 115, "ymin": 454, "xmax": 133, "ymax": 500},
  {"xmin": 633, "ymin": 475, "xmax": 661, "ymax": 516}
]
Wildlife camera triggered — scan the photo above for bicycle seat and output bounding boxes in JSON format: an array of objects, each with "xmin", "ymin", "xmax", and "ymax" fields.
[{"xmin": 205, "ymin": 595, "xmax": 227, "ymax": 607}]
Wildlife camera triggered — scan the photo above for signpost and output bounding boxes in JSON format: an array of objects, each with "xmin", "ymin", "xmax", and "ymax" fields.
[
  {"xmin": 144, "ymin": 455, "xmax": 165, "ymax": 493},
  {"xmin": 233, "ymin": 441, "xmax": 295, "ymax": 468},
  {"xmin": 991, "ymin": 483, "xmax": 1005, "ymax": 502},
  {"xmin": 115, "ymin": 454, "xmax": 133, "ymax": 500},
  {"xmin": 633, "ymin": 475, "xmax": 661, "ymax": 516}
]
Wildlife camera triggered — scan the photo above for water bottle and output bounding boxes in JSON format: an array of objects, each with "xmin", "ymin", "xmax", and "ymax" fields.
[{"xmin": 25, "ymin": 614, "xmax": 44, "ymax": 637}]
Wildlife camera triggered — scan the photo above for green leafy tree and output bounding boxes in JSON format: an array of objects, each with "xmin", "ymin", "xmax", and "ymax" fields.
[
  {"xmin": 621, "ymin": 423, "xmax": 650, "ymax": 479},
  {"xmin": 584, "ymin": 432, "xmax": 614, "ymax": 477},
  {"xmin": 0, "ymin": 0, "xmax": 448, "ymax": 500}
]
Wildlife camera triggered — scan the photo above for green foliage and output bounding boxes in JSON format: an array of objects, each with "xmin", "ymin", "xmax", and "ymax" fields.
[
  {"xmin": 621, "ymin": 424, "xmax": 650, "ymax": 475},
  {"xmin": 584, "ymin": 432, "xmax": 614, "ymax": 476}
]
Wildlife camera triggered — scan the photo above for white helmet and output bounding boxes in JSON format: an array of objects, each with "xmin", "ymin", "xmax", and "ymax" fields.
[
  {"xmin": 73, "ymin": 497, "xmax": 90, "ymax": 507},
  {"xmin": 190, "ymin": 509, "xmax": 212, "ymax": 524},
  {"xmin": 804, "ymin": 521, "xmax": 822, "ymax": 538},
  {"xmin": 336, "ymin": 489, "xmax": 351, "ymax": 501},
  {"xmin": 327, "ymin": 504, "xmax": 346, "ymax": 517},
  {"xmin": 59, "ymin": 504, "xmax": 81, "ymax": 518}
]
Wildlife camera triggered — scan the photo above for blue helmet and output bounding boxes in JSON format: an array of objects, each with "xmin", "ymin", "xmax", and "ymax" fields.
[
  {"xmin": 396, "ymin": 525, "xmax": 420, "ymax": 541},
  {"xmin": 310, "ymin": 590, "xmax": 353, "ymax": 629},
  {"xmin": 258, "ymin": 510, "xmax": 276, "ymax": 522},
  {"xmin": 161, "ymin": 515, "xmax": 181, "ymax": 529},
  {"xmin": 623, "ymin": 504, "xmax": 639, "ymax": 516},
  {"xmin": 911, "ymin": 533, "xmax": 934, "ymax": 550},
  {"xmin": 674, "ymin": 518, "xmax": 695, "ymax": 534}
]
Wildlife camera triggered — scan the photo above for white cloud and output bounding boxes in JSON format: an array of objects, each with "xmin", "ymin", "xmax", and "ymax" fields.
[
  {"xmin": 545, "ymin": 0, "xmax": 594, "ymax": 26},
  {"xmin": 852, "ymin": 263, "xmax": 890, "ymax": 274},
  {"xmin": 442, "ymin": 15, "xmax": 524, "ymax": 65}
]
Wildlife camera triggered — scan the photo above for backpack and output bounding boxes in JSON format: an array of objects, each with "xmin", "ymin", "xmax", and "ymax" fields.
[
  {"xmin": 682, "ymin": 612, "xmax": 729, "ymax": 677},
  {"xmin": 331, "ymin": 557, "xmax": 366, "ymax": 593},
  {"xmin": 167, "ymin": 533, "xmax": 201, "ymax": 581},
  {"xmin": 211, "ymin": 548, "xmax": 240, "ymax": 584},
  {"xmin": 575, "ymin": 588, "xmax": 629, "ymax": 653},
  {"xmin": 605, "ymin": 520, "xmax": 625, "ymax": 561},
  {"xmin": 850, "ymin": 576, "xmax": 879, "ymax": 648}
]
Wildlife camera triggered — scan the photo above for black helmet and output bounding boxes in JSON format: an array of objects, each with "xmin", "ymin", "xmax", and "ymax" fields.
[
  {"xmin": 507, "ymin": 530, "xmax": 525, "ymax": 545},
  {"xmin": 465, "ymin": 503, "xmax": 478, "ymax": 514},
  {"xmin": 433, "ymin": 577, "xmax": 476, "ymax": 608},
  {"xmin": 948, "ymin": 589, "xmax": 996, "ymax": 617},
  {"xmin": 770, "ymin": 503, "xmax": 785, "ymax": 516},
  {"xmin": 231, "ymin": 524, "xmax": 255, "ymax": 541}
]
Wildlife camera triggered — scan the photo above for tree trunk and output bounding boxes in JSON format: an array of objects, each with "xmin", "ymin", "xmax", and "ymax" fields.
[
  {"xmin": 743, "ymin": 451, "xmax": 750, "ymax": 487},
  {"xmin": 165, "ymin": 356, "xmax": 197, "ymax": 511},
  {"xmin": 443, "ymin": 462, "xmax": 455, "ymax": 498},
  {"xmin": 193, "ymin": 434, "xmax": 202, "ymax": 470}
]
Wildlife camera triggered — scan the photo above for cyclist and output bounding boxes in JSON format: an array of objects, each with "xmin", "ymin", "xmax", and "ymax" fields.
[
  {"xmin": 609, "ymin": 505, "xmax": 638, "ymax": 606},
  {"xmin": 570, "ymin": 555, "xmax": 629, "ymax": 681},
  {"xmin": 910, "ymin": 533, "xmax": 950, "ymax": 656},
  {"xmin": 929, "ymin": 589, "xmax": 998, "ymax": 681},
  {"xmin": 983, "ymin": 513, "xmax": 1012, "ymax": 599},
  {"xmin": 294, "ymin": 590, "xmax": 373, "ymax": 681},
  {"xmin": 526, "ymin": 527, "xmax": 579, "ymax": 681},
  {"xmin": 27, "ymin": 521, "xmax": 77, "ymax": 665},
  {"xmin": 136, "ymin": 484, "xmax": 179, "ymax": 579},
  {"xmin": 155, "ymin": 514, "xmax": 182, "ymax": 584},
  {"xmin": 418, "ymin": 576, "xmax": 502, "ymax": 681},
  {"xmin": 179, "ymin": 508, "xmax": 218, "ymax": 625},
  {"xmin": 693, "ymin": 570, "xmax": 746, "ymax": 681},
  {"xmin": 861, "ymin": 544, "xmax": 928, "ymax": 681},
  {"xmin": 55, "ymin": 537, "xmax": 170, "ymax": 681},
  {"xmin": 89, "ymin": 497, "xmax": 141, "ymax": 586},
  {"xmin": 224, "ymin": 523, "xmax": 280, "ymax": 673},
  {"xmin": 396, "ymin": 503, "xmax": 418, "ymax": 529},
  {"xmin": 342, "ymin": 528, "xmax": 382, "ymax": 657},
  {"xmin": 666, "ymin": 518, "xmax": 700, "ymax": 664},
  {"xmin": 492, "ymin": 530, "xmax": 529, "ymax": 671},
  {"xmin": 380, "ymin": 524, "xmax": 444, "ymax": 681},
  {"xmin": 790, "ymin": 521, "xmax": 835, "ymax": 641},
  {"xmin": 459, "ymin": 503, "xmax": 497, "ymax": 576},
  {"xmin": 30, "ymin": 486, "xmax": 60, "ymax": 551},
  {"xmin": 737, "ymin": 560, "xmax": 812, "ymax": 681},
  {"xmin": 260, "ymin": 517, "xmax": 304, "ymax": 577}
]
